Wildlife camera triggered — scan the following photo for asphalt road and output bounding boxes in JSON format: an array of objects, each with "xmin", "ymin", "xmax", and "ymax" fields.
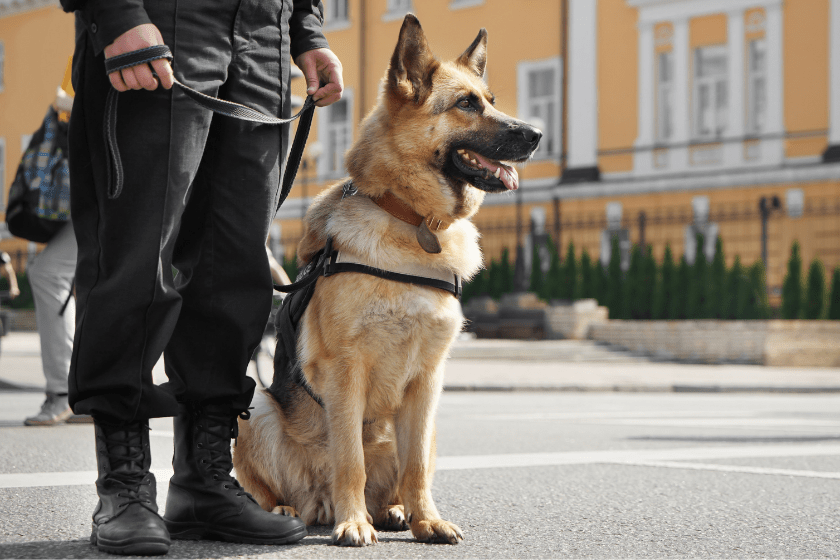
[{"xmin": 1, "ymin": 388, "xmax": 839, "ymax": 559}]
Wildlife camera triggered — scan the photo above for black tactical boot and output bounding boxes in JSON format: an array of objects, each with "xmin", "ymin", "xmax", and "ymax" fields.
[
  {"xmin": 163, "ymin": 402, "xmax": 307, "ymax": 544},
  {"xmin": 90, "ymin": 418, "xmax": 171, "ymax": 555}
]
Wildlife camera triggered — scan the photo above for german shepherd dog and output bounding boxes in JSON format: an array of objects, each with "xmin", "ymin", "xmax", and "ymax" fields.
[{"xmin": 233, "ymin": 14, "xmax": 541, "ymax": 547}]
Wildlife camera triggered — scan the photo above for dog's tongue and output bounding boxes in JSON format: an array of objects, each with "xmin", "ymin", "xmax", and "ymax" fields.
[{"xmin": 473, "ymin": 153, "xmax": 519, "ymax": 191}]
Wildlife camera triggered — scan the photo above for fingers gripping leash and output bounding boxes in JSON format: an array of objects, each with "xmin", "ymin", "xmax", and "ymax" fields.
[{"xmin": 102, "ymin": 45, "xmax": 315, "ymax": 210}]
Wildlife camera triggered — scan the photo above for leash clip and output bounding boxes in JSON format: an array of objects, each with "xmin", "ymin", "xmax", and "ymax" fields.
[{"xmin": 341, "ymin": 182, "xmax": 358, "ymax": 200}]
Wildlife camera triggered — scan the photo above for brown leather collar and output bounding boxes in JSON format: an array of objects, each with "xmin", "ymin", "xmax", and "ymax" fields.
[{"xmin": 372, "ymin": 191, "xmax": 449, "ymax": 231}]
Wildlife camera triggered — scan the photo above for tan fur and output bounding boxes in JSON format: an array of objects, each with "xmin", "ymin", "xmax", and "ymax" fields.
[{"xmin": 233, "ymin": 14, "xmax": 538, "ymax": 547}]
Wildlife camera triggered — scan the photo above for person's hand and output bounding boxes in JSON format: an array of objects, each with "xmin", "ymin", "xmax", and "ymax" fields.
[
  {"xmin": 294, "ymin": 48, "xmax": 343, "ymax": 107},
  {"xmin": 9, "ymin": 286, "xmax": 19, "ymax": 299},
  {"xmin": 104, "ymin": 24, "xmax": 175, "ymax": 92}
]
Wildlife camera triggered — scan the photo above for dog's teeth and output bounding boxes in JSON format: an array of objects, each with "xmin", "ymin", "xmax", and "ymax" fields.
[
  {"xmin": 494, "ymin": 168, "xmax": 501, "ymax": 178},
  {"xmin": 457, "ymin": 149, "xmax": 465, "ymax": 154}
]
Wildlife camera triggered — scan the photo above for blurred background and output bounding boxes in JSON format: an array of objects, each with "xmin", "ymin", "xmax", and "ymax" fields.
[{"xmin": 1, "ymin": 0, "xmax": 839, "ymax": 323}]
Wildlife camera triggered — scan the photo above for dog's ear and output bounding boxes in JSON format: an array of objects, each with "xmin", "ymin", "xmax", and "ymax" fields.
[
  {"xmin": 457, "ymin": 28, "xmax": 488, "ymax": 78},
  {"xmin": 387, "ymin": 14, "xmax": 438, "ymax": 103}
]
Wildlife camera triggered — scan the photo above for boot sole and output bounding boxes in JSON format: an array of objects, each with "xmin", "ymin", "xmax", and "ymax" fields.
[
  {"xmin": 165, "ymin": 520, "xmax": 308, "ymax": 545},
  {"xmin": 91, "ymin": 527, "xmax": 170, "ymax": 556}
]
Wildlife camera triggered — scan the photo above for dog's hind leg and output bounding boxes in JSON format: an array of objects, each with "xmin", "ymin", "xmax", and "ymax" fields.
[{"xmin": 395, "ymin": 371, "xmax": 464, "ymax": 545}]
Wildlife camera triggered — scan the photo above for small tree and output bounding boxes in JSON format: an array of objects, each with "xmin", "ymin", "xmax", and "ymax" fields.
[
  {"xmin": 670, "ymin": 255, "xmax": 690, "ymax": 320},
  {"xmin": 828, "ymin": 267, "xmax": 840, "ymax": 320},
  {"xmin": 748, "ymin": 261, "xmax": 770, "ymax": 319},
  {"xmin": 560, "ymin": 241, "xmax": 578, "ymax": 300},
  {"xmin": 545, "ymin": 236, "xmax": 562, "ymax": 301},
  {"xmin": 594, "ymin": 258, "xmax": 608, "ymax": 307},
  {"xmin": 803, "ymin": 258, "xmax": 826, "ymax": 320},
  {"xmin": 529, "ymin": 240, "xmax": 545, "ymax": 298},
  {"xmin": 686, "ymin": 233, "xmax": 707, "ymax": 319},
  {"xmin": 282, "ymin": 254, "xmax": 299, "ymax": 284},
  {"xmin": 706, "ymin": 237, "xmax": 726, "ymax": 319},
  {"xmin": 579, "ymin": 248, "xmax": 594, "ymax": 300},
  {"xmin": 641, "ymin": 245, "xmax": 657, "ymax": 320},
  {"xmin": 627, "ymin": 244, "xmax": 646, "ymax": 319},
  {"xmin": 781, "ymin": 241, "xmax": 803, "ymax": 319},
  {"xmin": 653, "ymin": 244, "xmax": 675, "ymax": 320},
  {"xmin": 726, "ymin": 255, "xmax": 744, "ymax": 320},
  {"xmin": 500, "ymin": 248, "xmax": 514, "ymax": 296},
  {"xmin": 606, "ymin": 235, "xmax": 624, "ymax": 319},
  {"xmin": 487, "ymin": 257, "xmax": 503, "ymax": 300}
]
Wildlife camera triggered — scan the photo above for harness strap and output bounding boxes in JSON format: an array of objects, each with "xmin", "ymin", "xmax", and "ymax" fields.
[
  {"xmin": 102, "ymin": 45, "xmax": 315, "ymax": 211},
  {"xmin": 324, "ymin": 252, "xmax": 462, "ymax": 298}
]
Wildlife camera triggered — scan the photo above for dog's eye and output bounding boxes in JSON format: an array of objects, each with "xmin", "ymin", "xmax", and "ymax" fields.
[{"xmin": 456, "ymin": 98, "xmax": 474, "ymax": 110}]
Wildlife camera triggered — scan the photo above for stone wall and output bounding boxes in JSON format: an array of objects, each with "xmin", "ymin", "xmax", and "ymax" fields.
[
  {"xmin": 589, "ymin": 320, "xmax": 840, "ymax": 367},
  {"xmin": 461, "ymin": 293, "xmax": 840, "ymax": 366}
]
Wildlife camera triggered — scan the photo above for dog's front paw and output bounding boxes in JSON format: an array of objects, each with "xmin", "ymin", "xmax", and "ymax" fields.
[
  {"xmin": 411, "ymin": 518, "xmax": 464, "ymax": 544},
  {"xmin": 333, "ymin": 520, "xmax": 378, "ymax": 546}
]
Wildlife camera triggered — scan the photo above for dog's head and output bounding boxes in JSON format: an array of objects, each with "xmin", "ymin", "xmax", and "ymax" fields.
[{"xmin": 347, "ymin": 15, "xmax": 541, "ymax": 220}]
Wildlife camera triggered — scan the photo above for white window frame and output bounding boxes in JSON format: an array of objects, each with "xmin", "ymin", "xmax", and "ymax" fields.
[
  {"xmin": 383, "ymin": 0, "xmax": 412, "ymax": 21},
  {"xmin": 656, "ymin": 50, "xmax": 674, "ymax": 142},
  {"xmin": 450, "ymin": 0, "xmax": 484, "ymax": 9},
  {"xmin": 517, "ymin": 57, "xmax": 562, "ymax": 161},
  {"xmin": 692, "ymin": 44, "xmax": 728, "ymax": 141},
  {"xmin": 317, "ymin": 88, "xmax": 354, "ymax": 179},
  {"xmin": 323, "ymin": 0, "xmax": 350, "ymax": 31},
  {"xmin": 746, "ymin": 38, "xmax": 767, "ymax": 136}
]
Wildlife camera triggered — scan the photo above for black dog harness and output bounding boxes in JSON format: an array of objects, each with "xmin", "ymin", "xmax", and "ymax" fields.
[{"xmin": 268, "ymin": 188, "xmax": 462, "ymax": 411}]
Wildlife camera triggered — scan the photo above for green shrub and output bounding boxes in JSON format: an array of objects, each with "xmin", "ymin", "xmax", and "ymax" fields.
[
  {"xmin": 605, "ymin": 236, "xmax": 623, "ymax": 319},
  {"xmin": 686, "ymin": 233, "xmax": 707, "ymax": 319},
  {"xmin": 653, "ymin": 244, "xmax": 675, "ymax": 319},
  {"xmin": 706, "ymin": 237, "xmax": 726, "ymax": 319},
  {"xmin": 803, "ymin": 258, "xmax": 826, "ymax": 320},
  {"xmin": 560, "ymin": 241, "xmax": 577, "ymax": 300},
  {"xmin": 670, "ymin": 256, "xmax": 690, "ymax": 320},
  {"xmin": 781, "ymin": 241, "xmax": 803, "ymax": 319},
  {"xmin": 579, "ymin": 248, "xmax": 594, "ymax": 300},
  {"xmin": 828, "ymin": 267, "xmax": 840, "ymax": 320}
]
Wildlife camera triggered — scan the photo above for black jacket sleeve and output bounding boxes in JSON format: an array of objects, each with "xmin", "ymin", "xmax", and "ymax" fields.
[
  {"xmin": 290, "ymin": 0, "xmax": 330, "ymax": 60},
  {"xmin": 59, "ymin": 0, "xmax": 151, "ymax": 56}
]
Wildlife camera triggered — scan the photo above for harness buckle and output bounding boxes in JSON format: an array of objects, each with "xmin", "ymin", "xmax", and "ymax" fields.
[{"xmin": 341, "ymin": 182, "xmax": 358, "ymax": 200}]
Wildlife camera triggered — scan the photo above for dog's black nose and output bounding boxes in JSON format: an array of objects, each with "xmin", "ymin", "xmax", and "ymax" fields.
[{"xmin": 521, "ymin": 126, "xmax": 542, "ymax": 147}]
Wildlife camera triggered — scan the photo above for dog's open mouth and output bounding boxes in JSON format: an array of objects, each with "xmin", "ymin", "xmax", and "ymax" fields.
[{"xmin": 453, "ymin": 148, "xmax": 519, "ymax": 191}]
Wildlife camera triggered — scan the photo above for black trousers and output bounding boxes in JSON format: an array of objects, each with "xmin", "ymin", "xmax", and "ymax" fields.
[{"xmin": 68, "ymin": 0, "xmax": 292, "ymax": 421}]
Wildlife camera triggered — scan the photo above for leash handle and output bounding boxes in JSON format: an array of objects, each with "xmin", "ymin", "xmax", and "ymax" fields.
[{"xmin": 102, "ymin": 45, "xmax": 316, "ymax": 208}]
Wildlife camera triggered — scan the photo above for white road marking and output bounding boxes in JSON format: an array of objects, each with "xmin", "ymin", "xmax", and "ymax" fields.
[
  {"xmin": 617, "ymin": 460, "xmax": 840, "ymax": 480},
  {"xmin": 6, "ymin": 444, "xmax": 840, "ymax": 489}
]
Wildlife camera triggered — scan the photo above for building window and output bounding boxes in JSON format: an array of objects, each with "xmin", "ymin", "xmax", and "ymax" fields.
[
  {"xmin": 656, "ymin": 51, "xmax": 673, "ymax": 142},
  {"xmin": 450, "ymin": 0, "xmax": 484, "ymax": 9},
  {"xmin": 324, "ymin": 0, "xmax": 349, "ymax": 25},
  {"xmin": 319, "ymin": 90, "xmax": 353, "ymax": 178},
  {"xmin": 518, "ymin": 58, "xmax": 562, "ymax": 159},
  {"xmin": 693, "ymin": 45, "xmax": 728, "ymax": 140},
  {"xmin": 747, "ymin": 38, "xmax": 766, "ymax": 136},
  {"xmin": 386, "ymin": 0, "xmax": 412, "ymax": 16}
]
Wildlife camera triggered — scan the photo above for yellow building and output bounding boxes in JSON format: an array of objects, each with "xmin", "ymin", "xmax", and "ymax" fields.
[
  {"xmin": 3, "ymin": 1, "xmax": 838, "ymax": 299},
  {"xmin": 276, "ymin": 0, "xmax": 840, "ymax": 300},
  {"xmin": 0, "ymin": 0, "xmax": 75, "ymax": 269}
]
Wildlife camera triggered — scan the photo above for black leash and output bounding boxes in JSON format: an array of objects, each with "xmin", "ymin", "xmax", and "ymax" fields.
[{"xmin": 102, "ymin": 45, "xmax": 315, "ymax": 212}]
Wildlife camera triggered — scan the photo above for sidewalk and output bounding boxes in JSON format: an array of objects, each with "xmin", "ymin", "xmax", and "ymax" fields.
[{"xmin": 2, "ymin": 332, "xmax": 840, "ymax": 394}]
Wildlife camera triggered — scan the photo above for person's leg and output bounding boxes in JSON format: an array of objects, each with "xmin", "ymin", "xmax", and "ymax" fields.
[
  {"xmin": 161, "ymin": 0, "xmax": 305, "ymax": 544},
  {"xmin": 24, "ymin": 223, "xmax": 76, "ymax": 426},
  {"xmin": 67, "ymin": 1, "xmax": 239, "ymax": 553}
]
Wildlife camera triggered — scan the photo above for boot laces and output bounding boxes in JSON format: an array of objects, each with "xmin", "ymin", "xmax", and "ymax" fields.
[
  {"xmin": 196, "ymin": 410, "xmax": 251, "ymax": 499},
  {"xmin": 101, "ymin": 425, "xmax": 151, "ymax": 507}
]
